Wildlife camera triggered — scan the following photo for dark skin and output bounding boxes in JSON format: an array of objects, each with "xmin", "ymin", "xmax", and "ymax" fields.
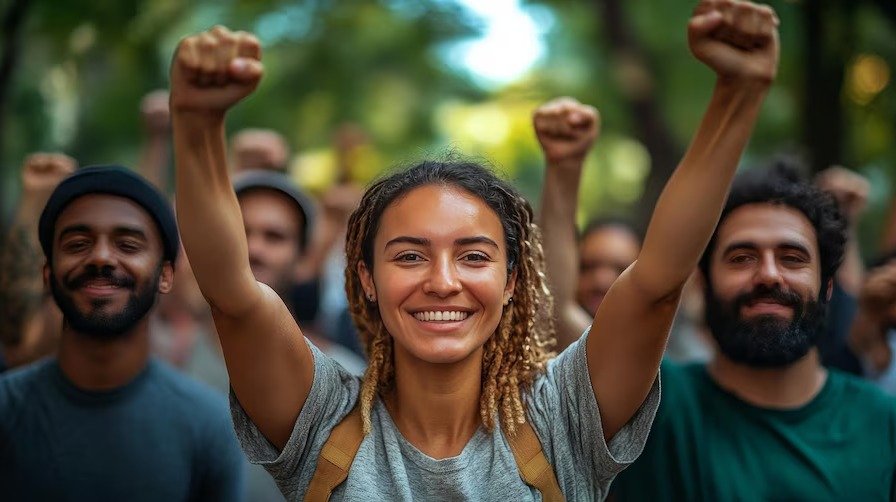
[{"xmin": 44, "ymin": 194, "xmax": 174, "ymax": 391}]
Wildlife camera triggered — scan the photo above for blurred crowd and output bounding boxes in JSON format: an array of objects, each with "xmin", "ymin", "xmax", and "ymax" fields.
[{"xmin": 1, "ymin": 2, "xmax": 895, "ymax": 500}]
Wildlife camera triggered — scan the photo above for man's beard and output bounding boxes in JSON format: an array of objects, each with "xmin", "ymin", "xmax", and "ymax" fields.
[
  {"xmin": 704, "ymin": 283, "xmax": 827, "ymax": 368},
  {"xmin": 50, "ymin": 263, "xmax": 160, "ymax": 340}
]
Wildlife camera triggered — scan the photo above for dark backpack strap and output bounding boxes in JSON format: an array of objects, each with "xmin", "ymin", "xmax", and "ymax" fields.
[
  {"xmin": 304, "ymin": 403, "xmax": 364, "ymax": 502},
  {"xmin": 507, "ymin": 420, "xmax": 565, "ymax": 501}
]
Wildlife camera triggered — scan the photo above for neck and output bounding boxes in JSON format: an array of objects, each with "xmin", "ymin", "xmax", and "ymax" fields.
[
  {"xmin": 387, "ymin": 346, "xmax": 483, "ymax": 459},
  {"xmin": 708, "ymin": 348, "xmax": 827, "ymax": 408},
  {"xmin": 57, "ymin": 318, "xmax": 151, "ymax": 391}
]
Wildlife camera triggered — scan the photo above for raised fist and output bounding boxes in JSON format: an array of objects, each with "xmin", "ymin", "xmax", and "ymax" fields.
[
  {"xmin": 21, "ymin": 153, "xmax": 76, "ymax": 194},
  {"xmin": 321, "ymin": 183, "xmax": 363, "ymax": 223},
  {"xmin": 533, "ymin": 97, "xmax": 600, "ymax": 167},
  {"xmin": 859, "ymin": 261, "xmax": 896, "ymax": 319},
  {"xmin": 815, "ymin": 166, "xmax": 869, "ymax": 224},
  {"xmin": 169, "ymin": 26, "xmax": 263, "ymax": 115},
  {"xmin": 688, "ymin": 0, "xmax": 780, "ymax": 84},
  {"xmin": 141, "ymin": 89, "xmax": 171, "ymax": 134}
]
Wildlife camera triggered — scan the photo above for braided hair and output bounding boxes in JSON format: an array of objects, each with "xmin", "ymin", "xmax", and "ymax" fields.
[{"xmin": 344, "ymin": 160, "xmax": 556, "ymax": 434}]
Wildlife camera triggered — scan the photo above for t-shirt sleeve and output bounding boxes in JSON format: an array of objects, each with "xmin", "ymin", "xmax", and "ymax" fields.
[
  {"xmin": 229, "ymin": 339, "xmax": 361, "ymax": 496},
  {"xmin": 525, "ymin": 327, "xmax": 661, "ymax": 493}
]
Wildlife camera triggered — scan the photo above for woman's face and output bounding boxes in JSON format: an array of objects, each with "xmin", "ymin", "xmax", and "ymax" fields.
[{"xmin": 359, "ymin": 184, "xmax": 516, "ymax": 365}]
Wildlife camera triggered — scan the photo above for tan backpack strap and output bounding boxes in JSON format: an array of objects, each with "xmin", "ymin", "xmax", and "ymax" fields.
[
  {"xmin": 507, "ymin": 420, "xmax": 565, "ymax": 502},
  {"xmin": 304, "ymin": 403, "xmax": 364, "ymax": 502}
]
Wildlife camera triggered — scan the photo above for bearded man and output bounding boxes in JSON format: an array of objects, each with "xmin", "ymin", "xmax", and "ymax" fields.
[
  {"xmin": 0, "ymin": 166, "xmax": 243, "ymax": 500},
  {"xmin": 609, "ymin": 163, "xmax": 896, "ymax": 500}
]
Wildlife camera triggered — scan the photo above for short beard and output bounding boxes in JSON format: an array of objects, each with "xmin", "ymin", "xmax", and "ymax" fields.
[
  {"xmin": 50, "ymin": 263, "xmax": 161, "ymax": 340},
  {"xmin": 704, "ymin": 283, "xmax": 827, "ymax": 368}
]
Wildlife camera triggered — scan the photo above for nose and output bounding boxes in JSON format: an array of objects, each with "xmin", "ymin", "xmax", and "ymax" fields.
[
  {"xmin": 592, "ymin": 266, "xmax": 620, "ymax": 292},
  {"xmin": 754, "ymin": 253, "xmax": 784, "ymax": 288},
  {"xmin": 87, "ymin": 238, "xmax": 116, "ymax": 267},
  {"xmin": 423, "ymin": 256, "xmax": 462, "ymax": 298},
  {"xmin": 246, "ymin": 232, "xmax": 264, "ymax": 262}
]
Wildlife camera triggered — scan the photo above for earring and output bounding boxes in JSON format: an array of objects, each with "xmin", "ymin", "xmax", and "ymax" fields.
[{"xmin": 367, "ymin": 293, "xmax": 375, "ymax": 302}]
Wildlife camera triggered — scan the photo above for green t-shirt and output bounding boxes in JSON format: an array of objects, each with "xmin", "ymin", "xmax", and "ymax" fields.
[{"xmin": 612, "ymin": 360, "xmax": 896, "ymax": 501}]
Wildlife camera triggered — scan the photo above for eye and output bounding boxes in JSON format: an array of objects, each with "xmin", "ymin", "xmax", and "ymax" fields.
[
  {"xmin": 118, "ymin": 240, "xmax": 142, "ymax": 253},
  {"xmin": 461, "ymin": 252, "xmax": 490, "ymax": 263},
  {"xmin": 395, "ymin": 252, "xmax": 424, "ymax": 263},
  {"xmin": 729, "ymin": 254, "xmax": 755, "ymax": 264},
  {"xmin": 781, "ymin": 254, "xmax": 807, "ymax": 264},
  {"xmin": 62, "ymin": 239, "xmax": 90, "ymax": 253}
]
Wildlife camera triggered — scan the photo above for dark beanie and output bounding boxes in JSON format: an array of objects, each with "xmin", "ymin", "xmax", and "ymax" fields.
[
  {"xmin": 38, "ymin": 165, "xmax": 179, "ymax": 263},
  {"xmin": 233, "ymin": 169, "xmax": 316, "ymax": 252}
]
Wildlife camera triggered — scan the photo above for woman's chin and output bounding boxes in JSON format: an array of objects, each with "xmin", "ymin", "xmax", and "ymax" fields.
[{"xmin": 404, "ymin": 341, "xmax": 484, "ymax": 366}]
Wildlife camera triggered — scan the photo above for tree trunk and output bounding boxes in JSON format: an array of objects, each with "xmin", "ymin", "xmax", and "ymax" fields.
[
  {"xmin": 593, "ymin": 0, "xmax": 683, "ymax": 228},
  {"xmin": 0, "ymin": 0, "xmax": 31, "ymax": 164},
  {"xmin": 803, "ymin": 0, "xmax": 855, "ymax": 174}
]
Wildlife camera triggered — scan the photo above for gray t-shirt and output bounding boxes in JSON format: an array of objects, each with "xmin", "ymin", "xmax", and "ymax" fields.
[{"xmin": 231, "ymin": 333, "xmax": 660, "ymax": 501}]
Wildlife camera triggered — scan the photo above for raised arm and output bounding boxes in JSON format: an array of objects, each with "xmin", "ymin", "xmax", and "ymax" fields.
[
  {"xmin": 136, "ymin": 89, "xmax": 173, "ymax": 191},
  {"xmin": 535, "ymin": 98, "xmax": 599, "ymax": 350},
  {"xmin": 0, "ymin": 154, "xmax": 73, "ymax": 367},
  {"xmin": 589, "ymin": 0, "xmax": 780, "ymax": 439},
  {"xmin": 170, "ymin": 26, "xmax": 313, "ymax": 449},
  {"xmin": 815, "ymin": 166, "xmax": 869, "ymax": 296}
]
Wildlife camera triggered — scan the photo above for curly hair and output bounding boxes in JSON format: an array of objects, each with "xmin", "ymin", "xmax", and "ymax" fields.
[
  {"xmin": 344, "ymin": 160, "xmax": 556, "ymax": 435},
  {"xmin": 698, "ymin": 159, "xmax": 848, "ymax": 293}
]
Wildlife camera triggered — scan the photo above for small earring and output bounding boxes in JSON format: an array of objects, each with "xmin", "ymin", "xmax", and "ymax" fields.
[
  {"xmin": 368, "ymin": 293, "xmax": 375, "ymax": 302},
  {"xmin": 504, "ymin": 296, "xmax": 513, "ymax": 306}
]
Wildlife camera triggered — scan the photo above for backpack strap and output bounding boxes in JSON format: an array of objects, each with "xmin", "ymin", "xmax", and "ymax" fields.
[
  {"xmin": 506, "ymin": 420, "xmax": 565, "ymax": 501},
  {"xmin": 304, "ymin": 403, "xmax": 364, "ymax": 502},
  {"xmin": 305, "ymin": 403, "xmax": 564, "ymax": 501}
]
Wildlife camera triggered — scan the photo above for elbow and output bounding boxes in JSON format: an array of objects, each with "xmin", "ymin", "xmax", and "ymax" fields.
[{"xmin": 628, "ymin": 264, "xmax": 686, "ymax": 307}]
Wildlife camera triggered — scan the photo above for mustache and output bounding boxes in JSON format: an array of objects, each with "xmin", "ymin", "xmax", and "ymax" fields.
[
  {"xmin": 732, "ymin": 284, "xmax": 802, "ymax": 311},
  {"xmin": 66, "ymin": 265, "xmax": 135, "ymax": 290}
]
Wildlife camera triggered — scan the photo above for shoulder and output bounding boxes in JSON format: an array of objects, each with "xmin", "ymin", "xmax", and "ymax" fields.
[
  {"xmin": 0, "ymin": 359, "xmax": 53, "ymax": 401},
  {"xmin": 145, "ymin": 358, "xmax": 229, "ymax": 415},
  {"xmin": 658, "ymin": 359, "xmax": 707, "ymax": 396},
  {"xmin": 828, "ymin": 369, "xmax": 896, "ymax": 416},
  {"xmin": 0, "ymin": 359, "xmax": 55, "ymax": 427}
]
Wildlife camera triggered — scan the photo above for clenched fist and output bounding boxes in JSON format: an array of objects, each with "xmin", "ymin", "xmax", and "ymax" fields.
[
  {"xmin": 688, "ymin": 0, "xmax": 780, "ymax": 84},
  {"xmin": 816, "ymin": 166, "xmax": 869, "ymax": 224},
  {"xmin": 21, "ymin": 153, "xmax": 76, "ymax": 195},
  {"xmin": 169, "ymin": 26, "xmax": 263, "ymax": 115},
  {"xmin": 533, "ymin": 97, "xmax": 600, "ymax": 168}
]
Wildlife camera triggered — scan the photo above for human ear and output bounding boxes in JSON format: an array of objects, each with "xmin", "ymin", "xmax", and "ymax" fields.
[
  {"xmin": 158, "ymin": 262, "xmax": 175, "ymax": 294},
  {"xmin": 357, "ymin": 260, "xmax": 376, "ymax": 302},
  {"xmin": 503, "ymin": 268, "xmax": 517, "ymax": 305}
]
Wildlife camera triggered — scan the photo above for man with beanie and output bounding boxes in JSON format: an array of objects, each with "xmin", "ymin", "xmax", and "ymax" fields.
[{"xmin": 0, "ymin": 166, "xmax": 244, "ymax": 500}]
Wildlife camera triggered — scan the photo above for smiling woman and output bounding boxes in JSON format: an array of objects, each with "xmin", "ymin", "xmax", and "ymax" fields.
[
  {"xmin": 348, "ymin": 161, "xmax": 554, "ymax": 436},
  {"xmin": 170, "ymin": 1, "xmax": 781, "ymax": 499}
]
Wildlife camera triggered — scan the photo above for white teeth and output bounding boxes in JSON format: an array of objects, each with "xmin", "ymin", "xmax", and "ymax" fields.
[{"xmin": 413, "ymin": 311, "xmax": 469, "ymax": 322}]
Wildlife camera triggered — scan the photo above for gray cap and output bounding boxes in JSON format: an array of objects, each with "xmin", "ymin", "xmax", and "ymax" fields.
[{"xmin": 233, "ymin": 170, "xmax": 316, "ymax": 251}]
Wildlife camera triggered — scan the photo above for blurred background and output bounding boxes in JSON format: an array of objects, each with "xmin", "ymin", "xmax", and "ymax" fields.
[{"xmin": 0, "ymin": 0, "xmax": 894, "ymax": 254}]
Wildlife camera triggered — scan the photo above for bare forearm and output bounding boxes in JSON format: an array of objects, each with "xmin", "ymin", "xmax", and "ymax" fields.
[
  {"xmin": 635, "ymin": 80, "xmax": 769, "ymax": 298},
  {"xmin": 0, "ymin": 197, "xmax": 49, "ymax": 346},
  {"xmin": 837, "ymin": 229, "xmax": 864, "ymax": 296},
  {"xmin": 138, "ymin": 135, "xmax": 171, "ymax": 190},
  {"xmin": 173, "ymin": 113, "xmax": 258, "ymax": 314},
  {"xmin": 539, "ymin": 162, "xmax": 590, "ymax": 347}
]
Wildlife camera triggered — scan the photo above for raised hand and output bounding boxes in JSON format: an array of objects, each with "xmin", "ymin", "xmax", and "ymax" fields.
[
  {"xmin": 141, "ymin": 89, "xmax": 171, "ymax": 135},
  {"xmin": 533, "ymin": 97, "xmax": 600, "ymax": 168},
  {"xmin": 21, "ymin": 153, "xmax": 76, "ymax": 196},
  {"xmin": 816, "ymin": 166, "xmax": 870, "ymax": 224},
  {"xmin": 859, "ymin": 262, "xmax": 896, "ymax": 320},
  {"xmin": 169, "ymin": 26, "xmax": 263, "ymax": 115},
  {"xmin": 688, "ymin": 0, "xmax": 780, "ymax": 84}
]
